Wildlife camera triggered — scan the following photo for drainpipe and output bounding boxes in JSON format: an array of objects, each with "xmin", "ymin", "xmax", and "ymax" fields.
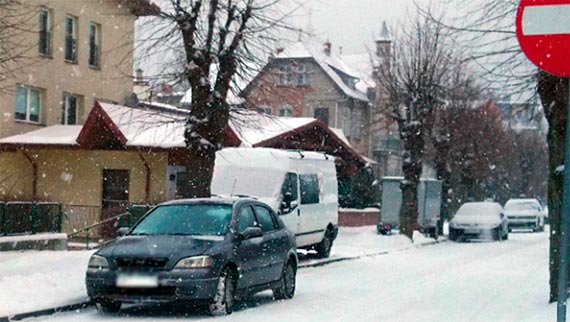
[
  {"xmin": 21, "ymin": 151, "xmax": 38, "ymax": 201},
  {"xmin": 138, "ymin": 152, "xmax": 151, "ymax": 204}
]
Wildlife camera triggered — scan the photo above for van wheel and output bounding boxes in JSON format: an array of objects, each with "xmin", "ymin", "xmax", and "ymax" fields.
[{"xmin": 315, "ymin": 229, "xmax": 333, "ymax": 258}]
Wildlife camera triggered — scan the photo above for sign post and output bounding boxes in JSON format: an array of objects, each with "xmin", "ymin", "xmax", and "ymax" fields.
[{"xmin": 516, "ymin": 1, "xmax": 570, "ymax": 321}]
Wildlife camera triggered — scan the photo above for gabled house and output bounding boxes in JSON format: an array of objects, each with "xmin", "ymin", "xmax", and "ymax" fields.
[
  {"xmin": 0, "ymin": 101, "xmax": 365, "ymax": 233},
  {"xmin": 241, "ymin": 39, "xmax": 372, "ymax": 158},
  {"xmin": 0, "ymin": 0, "xmax": 159, "ymax": 139}
]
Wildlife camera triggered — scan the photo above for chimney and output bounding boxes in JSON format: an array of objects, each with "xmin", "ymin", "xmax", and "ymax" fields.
[
  {"xmin": 323, "ymin": 39, "xmax": 331, "ymax": 56},
  {"xmin": 134, "ymin": 68, "xmax": 145, "ymax": 84}
]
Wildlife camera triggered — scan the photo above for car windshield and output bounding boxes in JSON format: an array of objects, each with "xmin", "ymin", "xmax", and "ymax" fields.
[
  {"xmin": 456, "ymin": 203, "xmax": 500, "ymax": 217},
  {"xmin": 129, "ymin": 204, "xmax": 232, "ymax": 236},
  {"xmin": 505, "ymin": 201, "xmax": 540, "ymax": 211}
]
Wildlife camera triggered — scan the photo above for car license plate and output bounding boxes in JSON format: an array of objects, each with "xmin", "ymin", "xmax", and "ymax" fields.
[
  {"xmin": 464, "ymin": 229, "xmax": 480, "ymax": 234},
  {"xmin": 116, "ymin": 274, "xmax": 158, "ymax": 288}
]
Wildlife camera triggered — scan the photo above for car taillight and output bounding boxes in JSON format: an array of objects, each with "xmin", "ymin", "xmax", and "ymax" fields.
[{"xmin": 384, "ymin": 224, "xmax": 392, "ymax": 230}]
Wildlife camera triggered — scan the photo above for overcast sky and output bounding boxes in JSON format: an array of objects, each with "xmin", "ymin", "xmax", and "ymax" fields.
[{"xmin": 293, "ymin": 0, "xmax": 426, "ymax": 55}]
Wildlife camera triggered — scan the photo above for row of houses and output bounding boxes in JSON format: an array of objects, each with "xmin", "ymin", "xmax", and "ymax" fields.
[{"xmin": 0, "ymin": 0, "xmax": 402, "ymax": 234}]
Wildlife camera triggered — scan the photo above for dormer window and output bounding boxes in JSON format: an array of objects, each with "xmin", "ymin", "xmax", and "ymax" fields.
[
  {"xmin": 297, "ymin": 64, "xmax": 310, "ymax": 86},
  {"xmin": 278, "ymin": 65, "xmax": 293, "ymax": 85}
]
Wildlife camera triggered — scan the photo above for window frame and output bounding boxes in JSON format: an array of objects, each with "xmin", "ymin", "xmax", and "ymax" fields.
[
  {"xmin": 299, "ymin": 174, "xmax": 320, "ymax": 205},
  {"xmin": 38, "ymin": 7, "xmax": 52, "ymax": 57},
  {"xmin": 256, "ymin": 105, "xmax": 272, "ymax": 115},
  {"xmin": 88, "ymin": 21, "xmax": 101, "ymax": 69},
  {"xmin": 61, "ymin": 93, "xmax": 79, "ymax": 125},
  {"xmin": 277, "ymin": 65, "xmax": 293, "ymax": 86},
  {"xmin": 279, "ymin": 104, "xmax": 293, "ymax": 117},
  {"xmin": 64, "ymin": 15, "xmax": 78, "ymax": 63},
  {"xmin": 253, "ymin": 205, "xmax": 279, "ymax": 233},
  {"xmin": 14, "ymin": 85, "xmax": 42, "ymax": 124},
  {"xmin": 296, "ymin": 63, "xmax": 310, "ymax": 86}
]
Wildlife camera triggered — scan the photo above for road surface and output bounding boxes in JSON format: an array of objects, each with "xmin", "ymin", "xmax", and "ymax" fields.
[{"xmin": 25, "ymin": 230, "xmax": 553, "ymax": 322}]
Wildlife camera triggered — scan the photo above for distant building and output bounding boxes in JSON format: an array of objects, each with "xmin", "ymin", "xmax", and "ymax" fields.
[
  {"xmin": 495, "ymin": 99, "xmax": 546, "ymax": 134},
  {"xmin": 0, "ymin": 0, "xmax": 159, "ymax": 139},
  {"xmin": 240, "ymin": 39, "xmax": 372, "ymax": 158}
]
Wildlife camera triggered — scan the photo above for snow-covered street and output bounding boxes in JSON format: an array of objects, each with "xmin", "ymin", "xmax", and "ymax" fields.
[{"xmin": 18, "ymin": 229, "xmax": 554, "ymax": 322}]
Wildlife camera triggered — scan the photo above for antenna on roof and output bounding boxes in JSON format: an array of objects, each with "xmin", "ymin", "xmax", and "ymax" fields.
[{"xmin": 230, "ymin": 179, "xmax": 237, "ymax": 195}]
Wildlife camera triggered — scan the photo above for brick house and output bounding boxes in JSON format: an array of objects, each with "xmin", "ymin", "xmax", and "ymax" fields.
[{"xmin": 241, "ymin": 39, "xmax": 372, "ymax": 158}]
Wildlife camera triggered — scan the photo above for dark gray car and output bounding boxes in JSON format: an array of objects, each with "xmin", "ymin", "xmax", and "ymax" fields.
[{"xmin": 85, "ymin": 197, "xmax": 297, "ymax": 316}]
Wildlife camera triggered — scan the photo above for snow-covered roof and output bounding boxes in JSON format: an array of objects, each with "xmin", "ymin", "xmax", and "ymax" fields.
[
  {"xmin": 274, "ymin": 40, "xmax": 369, "ymax": 103},
  {"xmin": 341, "ymin": 53, "xmax": 378, "ymax": 95},
  {"xmin": 229, "ymin": 110, "xmax": 317, "ymax": 147},
  {"xmin": 0, "ymin": 102, "xmax": 357, "ymax": 155},
  {"xmin": 0, "ymin": 125, "xmax": 82, "ymax": 146}
]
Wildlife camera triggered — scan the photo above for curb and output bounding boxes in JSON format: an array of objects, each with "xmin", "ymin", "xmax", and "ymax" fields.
[
  {"xmin": 0, "ymin": 301, "xmax": 93, "ymax": 322},
  {"xmin": 299, "ymin": 238, "xmax": 444, "ymax": 269}
]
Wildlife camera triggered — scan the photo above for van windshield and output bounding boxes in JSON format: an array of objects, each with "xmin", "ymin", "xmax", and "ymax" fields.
[{"xmin": 211, "ymin": 167, "xmax": 285, "ymax": 199}]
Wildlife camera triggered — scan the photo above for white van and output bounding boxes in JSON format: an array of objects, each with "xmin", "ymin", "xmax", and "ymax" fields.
[{"xmin": 211, "ymin": 147, "xmax": 339, "ymax": 257}]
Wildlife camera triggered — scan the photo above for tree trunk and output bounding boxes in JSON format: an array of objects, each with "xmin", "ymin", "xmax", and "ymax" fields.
[
  {"xmin": 537, "ymin": 71, "xmax": 568, "ymax": 303},
  {"xmin": 400, "ymin": 122, "xmax": 425, "ymax": 239}
]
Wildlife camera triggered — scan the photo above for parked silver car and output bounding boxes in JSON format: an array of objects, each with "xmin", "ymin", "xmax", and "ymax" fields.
[
  {"xmin": 504, "ymin": 198, "xmax": 545, "ymax": 232},
  {"xmin": 449, "ymin": 202, "xmax": 508, "ymax": 241}
]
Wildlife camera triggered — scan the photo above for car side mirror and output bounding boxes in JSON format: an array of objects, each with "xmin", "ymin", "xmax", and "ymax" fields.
[
  {"xmin": 116, "ymin": 227, "xmax": 129, "ymax": 237},
  {"xmin": 240, "ymin": 227, "xmax": 263, "ymax": 240}
]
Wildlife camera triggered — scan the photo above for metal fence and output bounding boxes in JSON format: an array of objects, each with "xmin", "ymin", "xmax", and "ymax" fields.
[{"xmin": 0, "ymin": 202, "xmax": 63, "ymax": 236}]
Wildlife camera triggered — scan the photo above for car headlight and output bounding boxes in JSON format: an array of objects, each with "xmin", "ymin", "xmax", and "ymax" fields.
[
  {"xmin": 173, "ymin": 256, "xmax": 213, "ymax": 269},
  {"xmin": 88, "ymin": 254, "xmax": 109, "ymax": 269}
]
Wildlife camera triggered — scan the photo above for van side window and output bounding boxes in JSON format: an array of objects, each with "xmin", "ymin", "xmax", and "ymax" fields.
[
  {"xmin": 300, "ymin": 174, "xmax": 320, "ymax": 204},
  {"xmin": 254, "ymin": 205, "xmax": 278, "ymax": 232},
  {"xmin": 281, "ymin": 172, "xmax": 298, "ymax": 201}
]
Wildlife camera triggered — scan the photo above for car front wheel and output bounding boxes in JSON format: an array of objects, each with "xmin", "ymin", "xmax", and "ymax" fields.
[
  {"xmin": 274, "ymin": 261, "xmax": 296, "ymax": 300},
  {"xmin": 208, "ymin": 268, "xmax": 235, "ymax": 316},
  {"xmin": 96, "ymin": 300, "xmax": 121, "ymax": 313}
]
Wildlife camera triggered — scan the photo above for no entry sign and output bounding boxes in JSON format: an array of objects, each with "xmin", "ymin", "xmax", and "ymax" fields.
[{"xmin": 516, "ymin": 0, "xmax": 570, "ymax": 77}]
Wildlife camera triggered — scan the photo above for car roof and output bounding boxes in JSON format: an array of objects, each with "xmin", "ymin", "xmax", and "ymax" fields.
[{"xmin": 159, "ymin": 196, "xmax": 258, "ymax": 206}]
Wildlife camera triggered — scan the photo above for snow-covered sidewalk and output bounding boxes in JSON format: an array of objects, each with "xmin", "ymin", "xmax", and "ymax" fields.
[{"xmin": 0, "ymin": 226, "xmax": 436, "ymax": 318}]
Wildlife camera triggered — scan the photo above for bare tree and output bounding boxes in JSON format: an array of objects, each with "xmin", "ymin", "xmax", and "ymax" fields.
[
  {"xmin": 422, "ymin": 0, "xmax": 568, "ymax": 302},
  {"xmin": 136, "ymin": 0, "xmax": 300, "ymax": 198},
  {"xmin": 0, "ymin": 0, "xmax": 39, "ymax": 91},
  {"xmin": 378, "ymin": 11, "xmax": 456, "ymax": 239}
]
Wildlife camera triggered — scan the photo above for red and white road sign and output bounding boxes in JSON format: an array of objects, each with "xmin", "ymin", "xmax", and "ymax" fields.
[{"xmin": 516, "ymin": 0, "xmax": 570, "ymax": 77}]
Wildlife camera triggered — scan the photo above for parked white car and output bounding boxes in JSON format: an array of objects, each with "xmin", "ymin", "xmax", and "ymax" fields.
[
  {"xmin": 504, "ymin": 198, "xmax": 545, "ymax": 232},
  {"xmin": 449, "ymin": 202, "xmax": 508, "ymax": 241},
  {"xmin": 211, "ymin": 148, "xmax": 339, "ymax": 258}
]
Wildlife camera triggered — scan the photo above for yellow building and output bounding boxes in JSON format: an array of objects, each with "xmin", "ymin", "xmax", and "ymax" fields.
[
  {"xmin": 0, "ymin": 101, "xmax": 365, "ymax": 234},
  {"xmin": 0, "ymin": 0, "xmax": 159, "ymax": 139}
]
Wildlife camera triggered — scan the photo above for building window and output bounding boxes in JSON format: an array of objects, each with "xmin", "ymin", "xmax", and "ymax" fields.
[
  {"xmin": 64, "ymin": 15, "xmax": 77, "ymax": 63},
  {"xmin": 15, "ymin": 85, "xmax": 41, "ymax": 123},
  {"xmin": 256, "ymin": 106, "xmax": 272, "ymax": 115},
  {"xmin": 314, "ymin": 108, "xmax": 329, "ymax": 125},
  {"xmin": 279, "ymin": 104, "xmax": 293, "ymax": 117},
  {"xmin": 61, "ymin": 93, "xmax": 79, "ymax": 125},
  {"xmin": 342, "ymin": 106, "xmax": 351, "ymax": 136},
  {"xmin": 352, "ymin": 109, "xmax": 362, "ymax": 136},
  {"xmin": 297, "ymin": 64, "xmax": 310, "ymax": 86},
  {"xmin": 38, "ymin": 8, "xmax": 52, "ymax": 56},
  {"xmin": 278, "ymin": 65, "xmax": 293, "ymax": 85},
  {"xmin": 88, "ymin": 22, "xmax": 101, "ymax": 68}
]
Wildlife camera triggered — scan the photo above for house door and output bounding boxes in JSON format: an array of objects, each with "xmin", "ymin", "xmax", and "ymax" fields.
[{"xmin": 101, "ymin": 169, "xmax": 130, "ymax": 238}]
